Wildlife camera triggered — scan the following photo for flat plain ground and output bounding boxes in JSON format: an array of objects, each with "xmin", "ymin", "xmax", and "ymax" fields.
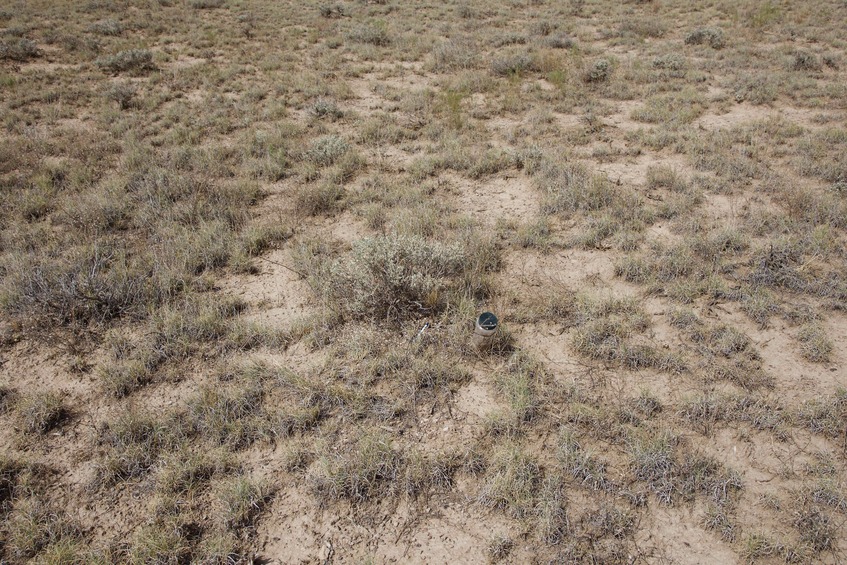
[{"xmin": 1, "ymin": 0, "xmax": 847, "ymax": 563}]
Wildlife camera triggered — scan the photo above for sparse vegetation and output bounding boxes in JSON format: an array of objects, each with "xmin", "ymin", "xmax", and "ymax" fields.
[{"xmin": 1, "ymin": 0, "xmax": 846, "ymax": 560}]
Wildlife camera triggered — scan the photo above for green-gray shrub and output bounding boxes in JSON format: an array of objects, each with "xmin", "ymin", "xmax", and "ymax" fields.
[
  {"xmin": 0, "ymin": 38, "xmax": 38, "ymax": 61},
  {"xmin": 491, "ymin": 53, "xmax": 536, "ymax": 76},
  {"xmin": 684, "ymin": 27, "xmax": 724, "ymax": 49},
  {"xmin": 307, "ymin": 135, "xmax": 350, "ymax": 166},
  {"xmin": 314, "ymin": 235, "xmax": 467, "ymax": 321},
  {"xmin": 89, "ymin": 19, "xmax": 123, "ymax": 36},
  {"xmin": 583, "ymin": 59, "xmax": 611, "ymax": 83}
]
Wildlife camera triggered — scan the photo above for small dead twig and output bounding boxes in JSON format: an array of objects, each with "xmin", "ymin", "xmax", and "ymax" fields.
[{"xmin": 255, "ymin": 255, "xmax": 308, "ymax": 279}]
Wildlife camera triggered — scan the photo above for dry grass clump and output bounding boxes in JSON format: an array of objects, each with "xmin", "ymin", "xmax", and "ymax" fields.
[
  {"xmin": 570, "ymin": 295, "xmax": 684, "ymax": 373},
  {"xmin": 797, "ymin": 390, "xmax": 847, "ymax": 439},
  {"xmin": 487, "ymin": 534, "xmax": 514, "ymax": 561},
  {"xmin": 797, "ymin": 323, "xmax": 833, "ymax": 363},
  {"xmin": 491, "ymin": 53, "xmax": 538, "ymax": 77},
  {"xmin": 794, "ymin": 506, "xmax": 836, "ymax": 553},
  {"xmin": 402, "ymin": 449, "xmax": 461, "ymax": 498},
  {"xmin": 617, "ymin": 17, "xmax": 664, "ymax": 39},
  {"xmin": 89, "ymin": 19, "xmax": 122, "ymax": 36},
  {"xmin": 537, "ymin": 159, "xmax": 618, "ymax": 215},
  {"xmin": 535, "ymin": 475, "xmax": 569, "ymax": 545},
  {"xmin": 1, "ymin": 154, "xmax": 264, "ymax": 333},
  {"xmin": 213, "ymin": 476, "xmax": 271, "ymax": 529},
  {"xmin": 579, "ymin": 504, "xmax": 635, "ymax": 541},
  {"xmin": 431, "ymin": 39, "xmax": 477, "ymax": 72},
  {"xmin": 790, "ymin": 49, "xmax": 821, "ymax": 72},
  {"xmin": 308, "ymin": 430, "xmax": 400, "ymax": 503},
  {"xmin": 157, "ymin": 448, "xmax": 236, "ymax": 496},
  {"xmin": 185, "ymin": 383, "xmax": 265, "ymax": 449},
  {"xmin": 631, "ymin": 90, "xmax": 706, "ymax": 126},
  {"xmin": 697, "ymin": 324, "xmax": 754, "ymax": 358},
  {"xmin": 0, "ymin": 457, "xmax": 21, "ymax": 514},
  {"xmin": 646, "ymin": 165, "xmax": 689, "ymax": 192},
  {"xmin": 628, "ymin": 430, "xmax": 742, "ymax": 506},
  {"xmin": 189, "ymin": 0, "xmax": 225, "ymax": 8},
  {"xmin": 541, "ymin": 33, "xmax": 574, "ymax": 49},
  {"xmin": 747, "ymin": 238, "xmax": 847, "ymax": 300},
  {"xmin": 4, "ymin": 499, "xmax": 81, "ymax": 560},
  {"xmin": 703, "ymin": 504, "xmax": 737, "ymax": 542},
  {"xmin": 0, "ymin": 386, "xmax": 17, "ymax": 416},
  {"xmin": 98, "ymin": 358, "xmax": 152, "ymax": 398},
  {"xmin": 511, "ymin": 217, "xmax": 553, "ymax": 250},
  {"xmin": 127, "ymin": 523, "xmax": 191, "ymax": 564},
  {"xmin": 478, "ymin": 443, "xmax": 540, "ymax": 519},
  {"xmin": 15, "ymin": 392, "xmax": 66, "ymax": 436},
  {"xmin": 557, "ymin": 429, "xmax": 612, "ymax": 491},
  {"xmin": 319, "ymin": 4, "xmax": 346, "ymax": 18},
  {"xmin": 96, "ymin": 409, "xmax": 185, "ymax": 485},
  {"xmin": 97, "ymin": 294, "xmax": 278, "ymax": 397},
  {"xmin": 346, "ymin": 22, "xmax": 390, "ymax": 46},
  {"xmin": 493, "ymin": 352, "xmax": 545, "ymax": 428},
  {"xmin": 805, "ymin": 480, "xmax": 847, "ymax": 513},
  {"xmin": 295, "ymin": 182, "xmax": 345, "ymax": 216},
  {"xmin": 683, "ymin": 392, "xmax": 790, "ymax": 439},
  {"xmin": 1, "ymin": 243, "xmax": 156, "ymax": 328},
  {"xmin": 740, "ymin": 532, "xmax": 799, "ymax": 562}
]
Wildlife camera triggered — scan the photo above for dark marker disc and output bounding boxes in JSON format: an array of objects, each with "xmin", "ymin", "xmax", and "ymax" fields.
[{"xmin": 478, "ymin": 311, "xmax": 498, "ymax": 330}]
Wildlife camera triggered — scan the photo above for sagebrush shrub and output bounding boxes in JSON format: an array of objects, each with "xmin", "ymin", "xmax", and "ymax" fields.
[
  {"xmin": 684, "ymin": 27, "xmax": 725, "ymax": 49},
  {"xmin": 491, "ymin": 53, "xmax": 536, "ymax": 77},
  {"xmin": 0, "ymin": 38, "xmax": 39, "ymax": 61},
  {"xmin": 189, "ymin": 0, "xmax": 225, "ymax": 8},
  {"xmin": 96, "ymin": 49, "xmax": 154, "ymax": 73},
  {"xmin": 89, "ymin": 19, "xmax": 122, "ymax": 36},
  {"xmin": 316, "ymin": 235, "xmax": 466, "ymax": 321},
  {"xmin": 307, "ymin": 135, "xmax": 349, "ymax": 166},
  {"xmin": 791, "ymin": 50, "xmax": 821, "ymax": 72},
  {"xmin": 583, "ymin": 59, "xmax": 611, "ymax": 83}
]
